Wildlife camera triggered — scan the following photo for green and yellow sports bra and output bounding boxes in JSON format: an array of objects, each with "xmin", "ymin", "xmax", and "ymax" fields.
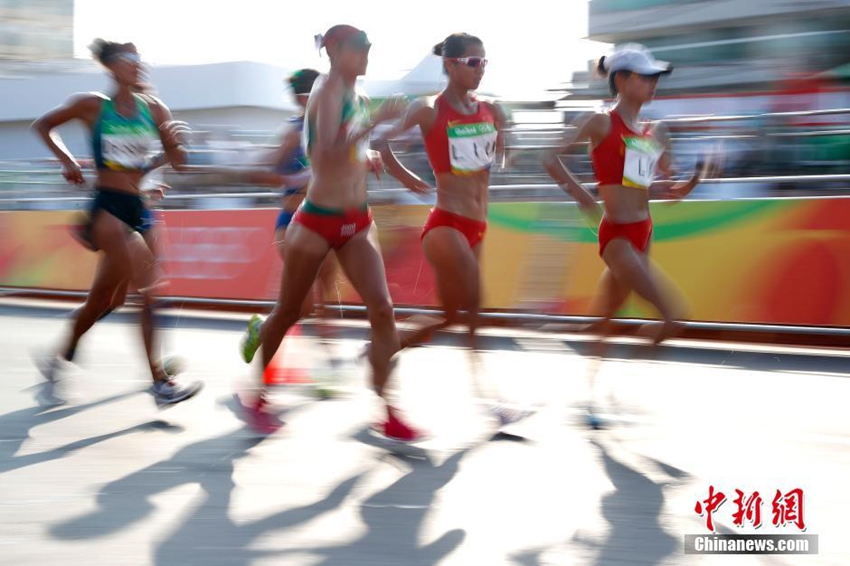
[
  {"xmin": 92, "ymin": 94, "xmax": 159, "ymax": 171},
  {"xmin": 304, "ymin": 91, "xmax": 371, "ymax": 163}
]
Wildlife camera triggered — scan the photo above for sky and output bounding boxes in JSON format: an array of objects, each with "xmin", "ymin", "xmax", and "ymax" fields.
[{"xmin": 73, "ymin": 0, "xmax": 605, "ymax": 96}]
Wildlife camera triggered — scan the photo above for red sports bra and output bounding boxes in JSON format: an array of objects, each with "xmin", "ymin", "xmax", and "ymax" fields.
[
  {"xmin": 423, "ymin": 94, "xmax": 498, "ymax": 175},
  {"xmin": 591, "ymin": 111, "xmax": 663, "ymax": 190}
]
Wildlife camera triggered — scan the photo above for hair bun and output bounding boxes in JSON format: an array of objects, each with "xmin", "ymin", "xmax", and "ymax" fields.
[
  {"xmin": 89, "ymin": 38, "xmax": 106, "ymax": 56},
  {"xmin": 596, "ymin": 55, "xmax": 609, "ymax": 77}
]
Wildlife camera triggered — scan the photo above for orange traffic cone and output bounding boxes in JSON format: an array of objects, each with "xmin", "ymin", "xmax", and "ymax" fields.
[{"xmin": 263, "ymin": 324, "xmax": 311, "ymax": 386}]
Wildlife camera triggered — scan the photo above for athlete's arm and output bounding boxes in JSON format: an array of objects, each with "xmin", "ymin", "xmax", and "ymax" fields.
[
  {"xmin": 147, "ymin": 96, "xmax": 190, "ymax": 172},
  {"xmin": 374, "ymin": 98, "xmax": 433, "ymax": 194},
  {"xmin": 232, "ymin": 127, "xmax": 305, "ymax": 186},
  {"xmin": 178, "ymin": 121, "xmax": 294, "ymax": 187},
  {"xmin": 542, "ymin": 113, "xmax": 606, "ymax": 218},
  {"xmin": 176, "ymin": 143, "xmax": 287, "ymax": 187},
  {"xmin": 487, "ymin": 100, "xmax": 511, "ymax": 170},
  {"xmin": 31, "ymin": 93, "xmax": 101, "ymax": 185},
  {"xmin": 652, "ymin": 122, "xmax": 711, "ymax": 200},
  {"xmin": 346, "ymin": 94, "xmax": 408, "ymax": 147},
  {"xmin": 265, "ymin": 128, "xmax": 302, "ymax": 169},
  {"xmin": 312, "ymin": 78, "xmax": 348, "ymax": 154}
]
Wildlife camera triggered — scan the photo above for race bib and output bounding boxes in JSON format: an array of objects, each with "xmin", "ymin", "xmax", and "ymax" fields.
[
  {"xmin": 102, "ymin": 125, "xmax": 155, "ymax": 170},
  {"xmin": 448, "ymin": 122, "xmax": 497, "ymax": 174},
  {"xmin": 622, "ymin": 136, "xmax": 663, "ymax": 189}
]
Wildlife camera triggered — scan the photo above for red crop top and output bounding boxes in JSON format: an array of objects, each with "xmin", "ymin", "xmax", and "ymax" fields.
[
  {"xmin": 423, "ymin": 94, "xmax": 498, "ymax": 176},
  {"xmin": 591, "ymin": 111, "xmax": 664, "ymax": 190}
]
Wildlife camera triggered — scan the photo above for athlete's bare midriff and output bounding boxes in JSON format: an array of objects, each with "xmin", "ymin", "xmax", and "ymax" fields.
[
  {"xmin": 306, "ymin": 154, "xmax": 369, "ymax": 210},
  {"xmin": 434, "ymin": 171, "xmax": 490, "ymax": 221},
  {"xmin": 598, "ymin": 184, "xmax": 651, "ymax": 224},
  {"xmin": 95, "ymin": 169, "xmax": 146, "ymax": 195}
]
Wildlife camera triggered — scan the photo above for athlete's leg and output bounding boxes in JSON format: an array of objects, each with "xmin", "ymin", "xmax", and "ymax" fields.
[
  {"xmin": 335, "ymin": 224, "xmax": 399, "ymax": 398},
  {"xmin": 260, "ymin": 222, "xmax": 330, "ymax": 379},
  {"xmin": 61, "ymin": 213, "xmax": 133, "ymax": 363},
  {"xmin": 398, "ymin": 227, "xmax": 478, "ymax": 349},
  {"xmin": 602, "ymin": 239, "xmax": 681, "ymax": 344}
]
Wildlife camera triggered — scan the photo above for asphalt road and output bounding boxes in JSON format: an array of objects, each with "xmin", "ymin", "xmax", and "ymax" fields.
[{"xmin": 0, "ymin": 300, "xmax": 848, "ymax": 566}]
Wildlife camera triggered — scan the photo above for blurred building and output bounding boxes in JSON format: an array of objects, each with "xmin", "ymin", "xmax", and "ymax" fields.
[
  {"xmin": 0, "ymin": 0, "xmax": 74, "ymax": 62},
  {"xmin": 0, "ymin": 61, "xmax": 301, "ymax": 160},
  {"xmin": 568, "ymin": 0, "xmax": 850, "ymax": 104},
  {"xmin": 0, "ymin": 52, "xmax": 470, "ymax": 161}
]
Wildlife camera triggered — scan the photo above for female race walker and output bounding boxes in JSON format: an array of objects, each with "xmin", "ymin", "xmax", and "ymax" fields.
[
  {"xmin": 32, "ymin": 39, "xmax": 202, "ymax": 407},
  {"xmin": 543, "ymin": 45, "xmax": 714, "ymax": 346},
  {"xmin": 241, "ymin": 68, "xmax": 340, "ymax": 367},
  {"xmin": 377, "ymin": 33, "xmax": 540, "ymax": 425},
  {"xmin": 238, "ymin": 25, "xmax": 418, "ymax": 439}
]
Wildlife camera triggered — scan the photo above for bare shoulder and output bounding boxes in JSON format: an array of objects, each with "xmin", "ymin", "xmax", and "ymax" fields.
[
  {"xmin": 480, "ymin": 98, "xmax": 508, "ymax": 122},
  {"xmin": 580, "ymin": 112, "xmax": 611, "ymax": 136},
  {"xmin": 69, "ymin": 91, "xmax": 106, "ymax": 111},
  {"xmin": 137, "ymin": 93, "xmax": 172, "ymax": 121},
  {"xmin": 648, "ymin": 120, "xmax": 671, "ymax": 143},
  {"xmin": 49, "ymin": 92, "xmax": 105, "ymax": 123},
  {"xmin": 477, "ymin": 96, "xmax": 501, "ymax": 112},
  {"xmin": 410, "ymin": 96, "xmax": 437, "ymax": 116},
  {"xmin": 138, "ymin": 93, "xmax": 166, "ymax": 109},
  {"xmin": 316, "ymin": 73, "xmax": 341, "ymax": 98}
]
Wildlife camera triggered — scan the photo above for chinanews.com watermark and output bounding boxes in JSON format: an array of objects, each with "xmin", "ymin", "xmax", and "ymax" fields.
[
  {"xmin": 685, "ymin": 485, "xmax": 818, "ymax": 555},
  {"xmin": 685, "ymin": 534, "xmax": 817, "ymax": 555}
]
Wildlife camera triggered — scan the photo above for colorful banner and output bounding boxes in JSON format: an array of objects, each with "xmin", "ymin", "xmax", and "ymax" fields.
[{"xmin": 2, "ymin": 197, "xmax": 850, "ymax": 327}]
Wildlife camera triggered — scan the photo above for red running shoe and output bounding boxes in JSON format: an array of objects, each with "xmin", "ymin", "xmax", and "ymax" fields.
[
  {"xmin": 376, "ymin": 406, "xmax": 421, "ymax": 442},
  {"xmin": 238, "ymin": 393, "xmax": 283, "ymax": 435}
]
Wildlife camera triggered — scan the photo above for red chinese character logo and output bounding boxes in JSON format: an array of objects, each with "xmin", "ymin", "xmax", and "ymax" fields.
[
  {"xmin": 695, "ymin": 485, "xmax": 727, "ymax": 532},
  {"xmin": 772, "ymin": 488, "xmax": 806, "ymax": 531},
  {"xmin": 732, "ymin": 489, "xmax": 763, "ymax": 529}
]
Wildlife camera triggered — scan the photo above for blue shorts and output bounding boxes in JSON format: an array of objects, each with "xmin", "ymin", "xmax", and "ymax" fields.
[
  {"xmin": 140, "ymin": 207, "xmax": 153, "ymax": 234},
  {"xmin": 275, "ymin": 209, "xmax": 296, "ymax": 231}
]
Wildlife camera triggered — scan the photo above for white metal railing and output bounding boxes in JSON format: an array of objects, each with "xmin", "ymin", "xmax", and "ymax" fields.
[{"xmin": 1, "ymin": 106, "xmax": 848, "ymax": 206}]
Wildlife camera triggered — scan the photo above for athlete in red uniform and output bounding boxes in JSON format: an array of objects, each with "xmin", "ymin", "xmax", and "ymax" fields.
[
  {"xmin": 377, "ymin": 34, "xmax": 535, "ymax": 425},
  {"xmin": 544, "ymin": 45, "xmax": 715, "ymax": 345},
  {"xmin": 379, "ymin": 33, "xmax": 507, "ymax": 349}
]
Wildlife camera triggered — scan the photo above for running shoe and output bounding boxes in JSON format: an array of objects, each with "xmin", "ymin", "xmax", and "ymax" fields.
[
  {"xmin": 35, "ymin": 353, "xmax": 65, "ymax": 384},
  {"xmin": 375, "ymin": 406, "xmax": 421, "ymax": 442},
  {"xmin": 585, "ymin": 407, "xmax": 605, "ymax": 430},
  {"xmin": 236, "ymin": 393, "xmax": 283, "ymax": 435},
  {"xmin": 240, "ymin": 315, "xmax": 263, "ymax": 364},
  {"xmin": 491, "ymin": 402, "xmax": 536, "ymax": 427},
  {"xmin": 150, "ymin": 377, "xmax": 203, "ymax": 408},
  {"xmin": 34, "ymin": 353, "xmax": 68, "ymax": 406}
]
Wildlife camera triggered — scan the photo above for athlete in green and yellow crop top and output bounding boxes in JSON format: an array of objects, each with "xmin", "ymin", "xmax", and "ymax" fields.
[
  {"xmin": 92, "ymin": 93, "xmax": 159, "ymax": 172},
  {"xmin": 31, "ymin": 39, "xmax": 201, "ymax": 407},
  {"xmin": 236, "ymin": 25, "xmax": 420, "ymax": 440},
  {"xmin": 304, "ymin": 89, "xmax": 372, "ymax": 164}
]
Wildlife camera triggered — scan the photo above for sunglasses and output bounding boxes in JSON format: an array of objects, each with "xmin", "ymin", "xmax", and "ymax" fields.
[
  {"xmin": 108, "ymin": 52, "xmax": 142, "ymax": 64},
  {"xmin": 449, "ymin": 56, "xmax": 488, "ymax": 69},
  {"xmin": 342, "ymin": 31, "xmax": 372, "ymax": 50}
]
